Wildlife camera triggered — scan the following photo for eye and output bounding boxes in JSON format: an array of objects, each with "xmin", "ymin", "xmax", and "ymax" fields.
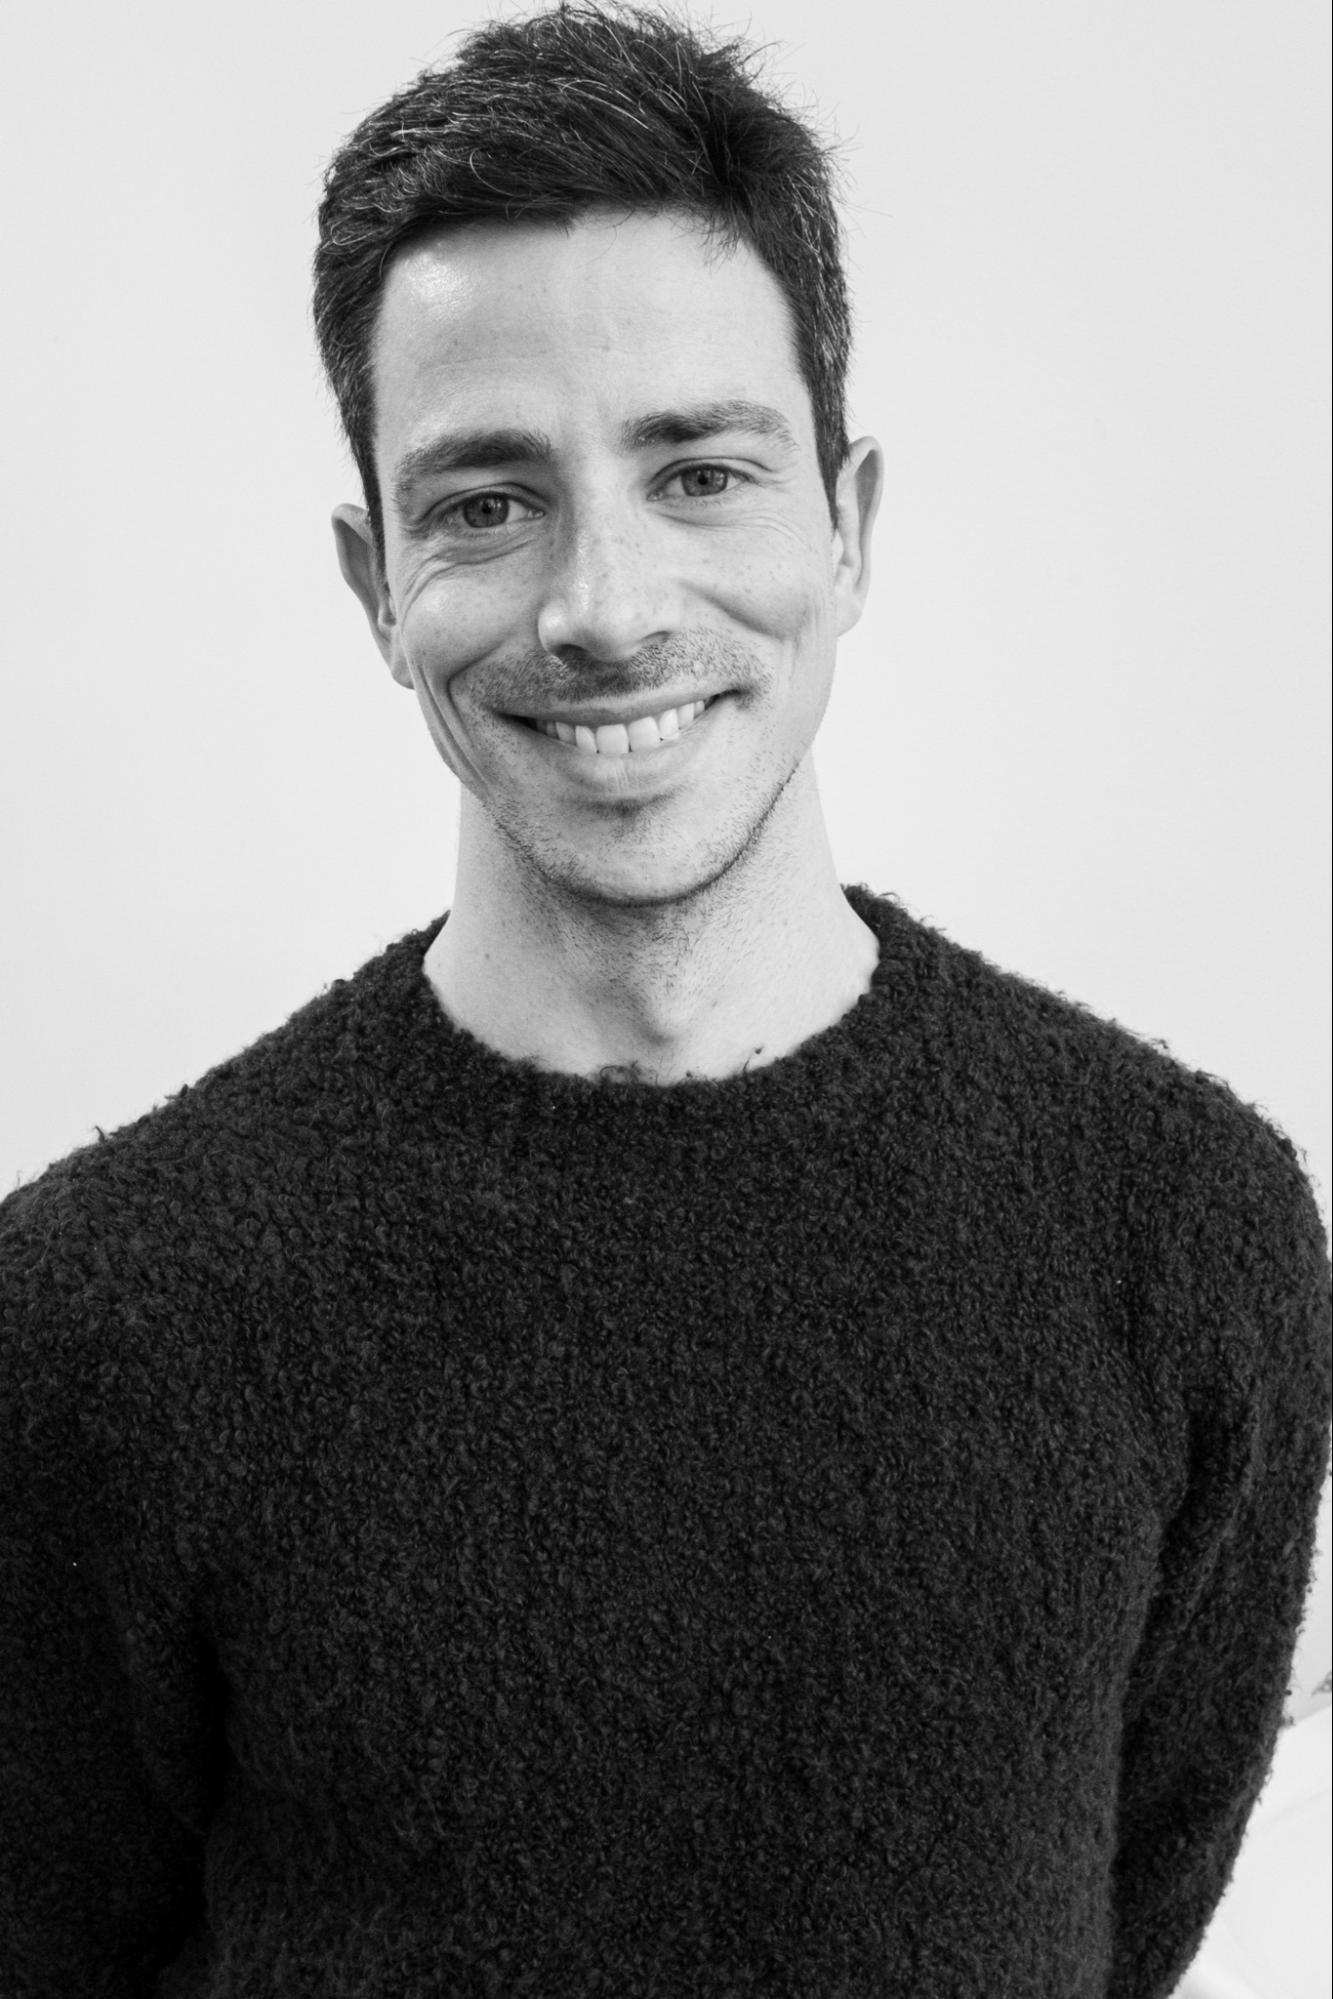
[
  {"xmin": 436, "ymin": 491, "xmax": 540, "ymax": 534},
  {"xmin": 671, "ymin": 465, "xmax": 738, "ymax": 500}
]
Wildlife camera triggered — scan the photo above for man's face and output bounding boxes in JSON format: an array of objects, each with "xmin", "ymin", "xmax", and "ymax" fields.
[{"xmin": 336, "ymin": 209, "xmax": 879, "ymax": 908}]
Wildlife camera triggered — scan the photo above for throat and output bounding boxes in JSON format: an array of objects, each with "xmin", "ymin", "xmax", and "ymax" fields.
[{"xmin": 424, "ymin": 883, "xmax": 879, "ymax": 1087}]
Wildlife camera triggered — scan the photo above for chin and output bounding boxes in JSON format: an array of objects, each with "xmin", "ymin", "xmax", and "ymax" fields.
[
  {"xmin": 517, "ymin": 829, "xmax": 758, "ymax": 915},
  {"xmin": 495, "ymin": 766, "xmax": 800, "ymax": 914},
  {"xmin": 551, "ymin": 858, "xmax": 734, "ymax": 913}
]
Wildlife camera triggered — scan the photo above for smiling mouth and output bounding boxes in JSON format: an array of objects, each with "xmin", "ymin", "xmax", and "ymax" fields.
[{"xmin": 522, "ymin": 697, "xmax": 714, "ymax": 757}]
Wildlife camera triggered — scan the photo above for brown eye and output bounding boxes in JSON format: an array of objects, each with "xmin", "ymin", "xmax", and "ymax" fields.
[
  {"xmin": 678, "ymin": 466, "xmax": 731, "ymax": 498},
  {"xmin": 458, "ymin": 493, "xmax": 512, "ymax": 530}
]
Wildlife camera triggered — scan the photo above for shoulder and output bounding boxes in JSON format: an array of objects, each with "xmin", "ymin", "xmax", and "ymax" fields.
[
  {"xmin": 0, "ymin": 916, "xmax": 441, "ymax": 1364},
  {"xmin": 865, "ymin": 885, "xmax": 1300, "ymax": 1142},
  {"xmin": 855, "ymin": 884, "xmax": 1326, "ymax": 1269},
  {"xmin": 858, "ymin": 888, "xmax": 1329, "ymax": 1451}
]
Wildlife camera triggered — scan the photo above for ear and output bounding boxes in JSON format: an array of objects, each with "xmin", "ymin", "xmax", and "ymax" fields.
[
  {"xmin": 331, "ymin": 504, "xmax": 412, "ymax": 687},
  {"xmin": 830, "ymin": 436, "xmax": 884, "ymax": 638}
]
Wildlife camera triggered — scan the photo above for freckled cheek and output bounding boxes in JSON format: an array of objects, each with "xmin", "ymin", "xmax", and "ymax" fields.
[
  {"xmin": 398, "ymin": 583, "xmax": 524, "ymax": 709},
  {"xmin": 707, "ymin": 547, "xmax": 835, "ymax": 651}
]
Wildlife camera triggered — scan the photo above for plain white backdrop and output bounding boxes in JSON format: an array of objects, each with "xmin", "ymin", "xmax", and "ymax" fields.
[{"xmin": 1, "ymin": 0, "xmax": 1329, "ymax": 1707}]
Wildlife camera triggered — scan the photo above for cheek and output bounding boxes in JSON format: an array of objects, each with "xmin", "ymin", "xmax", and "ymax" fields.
[
  {"xmin": 397, "ymin": 577, "xmax": 521, "ymax": 704},
  {"xmin": 389, "ymin": 576, "xmax": 528, "ymax": 796},
  {"xmin": 700, "ymin": 509, "xmax": 836, "ymax": 641},
  {"xmin": 710, "ymin": 544, "xmax": 837, "ymax": 666}
]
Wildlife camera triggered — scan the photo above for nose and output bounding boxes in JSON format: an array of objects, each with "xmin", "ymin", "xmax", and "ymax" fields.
[{"xmin": 535, "ymin": 502, "xmax": 677, "ymax": 664}]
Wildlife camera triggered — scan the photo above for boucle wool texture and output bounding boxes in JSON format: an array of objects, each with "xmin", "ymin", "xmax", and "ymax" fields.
[{"xmin": 2, "ymin": 886, "xmax": 1329, "ymax": 1997}]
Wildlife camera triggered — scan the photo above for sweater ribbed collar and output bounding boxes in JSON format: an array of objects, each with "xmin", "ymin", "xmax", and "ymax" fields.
[{"xmin": 345, "ymin": 884, "xmax": 919, "ymax": 1143}]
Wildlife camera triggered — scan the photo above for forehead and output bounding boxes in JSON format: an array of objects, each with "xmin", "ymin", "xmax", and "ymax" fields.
[{"xmin": 370, "ymin": 209, "xmax": 815, "ymax": 462}]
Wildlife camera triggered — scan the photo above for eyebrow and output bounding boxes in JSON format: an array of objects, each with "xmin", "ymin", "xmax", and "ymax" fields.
[
  {"xmin": 620, "ymin": 400, "xmax": 799, "ymax": 454},
  {"xmin": 392, "ymin": 427, "xmax": 552, "ymax": 517},
  {"xmin": 391, "ymin": 399, "xmax": 798, "ymax": 518}
]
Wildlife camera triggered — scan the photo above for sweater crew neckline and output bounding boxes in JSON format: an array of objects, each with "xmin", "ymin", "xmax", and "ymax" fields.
[{"xmin": 372, "ymin": 883, "xmax": 911, "ymax": 1131}]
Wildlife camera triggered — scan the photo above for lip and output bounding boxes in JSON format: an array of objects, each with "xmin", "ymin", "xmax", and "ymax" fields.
[{"xmin": 508, "ymin": 692, "xmax": 724, "ymax": 729}]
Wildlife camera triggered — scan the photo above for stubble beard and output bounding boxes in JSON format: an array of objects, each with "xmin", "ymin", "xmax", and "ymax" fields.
[
  {"xmin": 474, "ymin": 629, "xmax": 803, "ymax": 918},
  {"xmin": 489, "ymin": 743, "xmax": 805, "ymax": 930}
]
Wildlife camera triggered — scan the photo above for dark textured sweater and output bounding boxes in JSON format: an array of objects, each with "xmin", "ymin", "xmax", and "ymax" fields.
[{"xmin": 2, "ymin": 885, "xmax": 1329, "ymax": 1998}]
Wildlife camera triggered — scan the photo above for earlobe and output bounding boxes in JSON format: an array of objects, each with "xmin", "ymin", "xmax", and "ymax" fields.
[
  {"xmin": 831, "ymin": 437, "xmax": 884, "ymax": 638},
  {"xmin": 331, "ymin": 504, "xmax": 410, "ymax": 685}
]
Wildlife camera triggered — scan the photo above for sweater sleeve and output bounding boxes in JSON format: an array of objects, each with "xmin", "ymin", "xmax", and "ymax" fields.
[
  {"xmin": 0, "ymin": 1176, "xmax": 222, "ymax": 1997},
  {"xmin": 1107, "ymin": 1097, "xmax": 1332, "ymax": 1998}
]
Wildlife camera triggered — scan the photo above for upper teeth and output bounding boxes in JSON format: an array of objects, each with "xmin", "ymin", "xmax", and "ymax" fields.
[{"xmin": 535, "ymin": 699, "xmax": 710, "ymax": 755}]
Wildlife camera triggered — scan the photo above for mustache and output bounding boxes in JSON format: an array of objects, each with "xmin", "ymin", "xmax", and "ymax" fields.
[{"xmin": 486, "ymin": 632, "xmax": 759, "ymax": 710}]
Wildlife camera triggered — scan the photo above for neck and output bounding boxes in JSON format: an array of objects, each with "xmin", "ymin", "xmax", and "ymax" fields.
[{"xmin": 424, "ymin": 762, "xmax": 880, "ymax": 1084}]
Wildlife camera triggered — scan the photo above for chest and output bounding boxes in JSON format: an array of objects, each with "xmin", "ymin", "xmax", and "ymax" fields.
[{"xmin": 207, "ymin": 1195, "xmax": 1162, "ymax": 1854}]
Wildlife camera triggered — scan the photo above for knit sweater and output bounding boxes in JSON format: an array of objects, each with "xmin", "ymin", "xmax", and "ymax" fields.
[{"xmin": 2, "ymin": 885, "xmax": 1328, "ymax": 1999}]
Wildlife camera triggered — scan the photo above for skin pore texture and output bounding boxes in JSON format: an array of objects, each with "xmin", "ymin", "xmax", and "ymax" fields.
[{"xmin": 334, "ymin": 208, "xmax": 884, "ymax": 1083}]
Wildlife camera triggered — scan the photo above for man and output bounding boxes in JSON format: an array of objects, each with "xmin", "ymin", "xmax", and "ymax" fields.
[{"xmin": 1, "ymin": 4, "xmax": 1328, "ymax": 1994}]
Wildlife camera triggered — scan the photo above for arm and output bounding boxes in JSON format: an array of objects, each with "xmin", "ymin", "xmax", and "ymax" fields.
[
  {"xmin": 1, "ymin": 1182, "xmax": 221, "ymax": 1996},
  {"xmin": 1108, "ymin": 1104, "xmax": 1332, "ymax": 1997}
]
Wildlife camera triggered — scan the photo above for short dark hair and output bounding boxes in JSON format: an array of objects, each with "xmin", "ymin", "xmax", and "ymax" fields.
[{"xmin": 313, "ymin": 2, "xmax": 852, "ymax": 556}]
